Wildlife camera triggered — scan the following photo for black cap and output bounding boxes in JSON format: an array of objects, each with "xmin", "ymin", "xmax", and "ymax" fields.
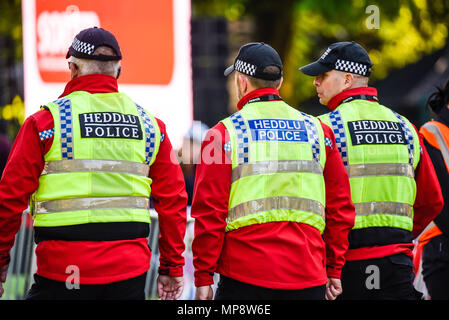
[
  {"xmin": 66, "ymin": 27, "xmax": 122, "ymax": 61},
  {"xmin": 224, "ymin": 42, "xmax": 283, "ymax": 80},
  {"xmin": 299, "ymin": 41, "xmax": 373, "ymax": 77}
]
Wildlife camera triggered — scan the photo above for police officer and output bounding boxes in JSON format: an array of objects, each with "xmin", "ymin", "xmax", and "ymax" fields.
[
  {"xmin": 0, "ymin": 27, "xmax": 188, "ymax": 300},
  {"xmin": 192, "ymin": 42, "xmax": 355, "ymax": 300},
  {"xmin": 299, "ymin": 41, "xmax": 444, "ymax": 300}
]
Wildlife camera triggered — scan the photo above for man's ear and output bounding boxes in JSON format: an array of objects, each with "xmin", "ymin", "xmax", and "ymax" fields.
[
  {"xmin": 344, "ymin": 73, "xmax": 354, "ymax": 89},
  {"xmin": 116, "ymin": 67, "xmax": 121, "ymax": 79},
  {"xmin": 238, "ymin": 73, "xmax": 248, "ymax": 92},
  {"xmin": 276, "ymin": 77, "xmax": 283, "ymax": 90},
  {"xmin": 69, "ymin": 62, "xmax": 79, "ymax": 79}
]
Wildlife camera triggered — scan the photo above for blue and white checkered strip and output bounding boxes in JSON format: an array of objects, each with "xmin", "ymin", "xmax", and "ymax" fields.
[
  {"xmin": 136, "ymin": 104, "xmax": 156, "ymax": 165},
  {"xmin": 230, "ymin": 112, "xmax": 249, "ymax": 164},
  {"xmin": 329, "ymin": 111, "xmax": 348, "ymax": 166},
  {"xmin": 300, "ymin": 112, "xmax": 321, "ymax": 164},
  {"xmin": 391, "ymin": 110, "xmax": 415, "ymax": 166},
  {"xmin": 39, "ymin": 128, "xmax": 54, "ymax": 141},
  {"xmin": 325, "ymin": 137, "xmax": 333, "ymax": 148},
  {"xmin": 53, "ymin": 98, "xmax": 74, "ymax": 160}
]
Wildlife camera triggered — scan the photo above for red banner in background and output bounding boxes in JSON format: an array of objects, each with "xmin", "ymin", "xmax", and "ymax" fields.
[{"xmin": 35, "ymin": 0, "xmax": 174, "ymax": 85}]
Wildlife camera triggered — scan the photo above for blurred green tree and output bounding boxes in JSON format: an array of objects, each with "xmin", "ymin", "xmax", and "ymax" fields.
[
  {"xmin": 0, "ymin": 0, "xmax": 22, "ymax": 61},
  {"xmin": 0, "ymin": 0, "xmax": 22, "ymax": 139},
  {"xmin": 193, "ymin": 0, "xmax": 449, "ymax": 108}
]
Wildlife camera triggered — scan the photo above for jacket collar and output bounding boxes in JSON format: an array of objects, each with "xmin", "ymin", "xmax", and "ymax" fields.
[
  {"xmin": 59, "ymin": 74, "xmax": 119, "ymax": 98},
  {"xmin": 237, "ymin": 87, "xmax": 281, "ymax": 110},
  {"xmin": 327, "ymin": 86, "xmax": 378, "ymax": 111}
]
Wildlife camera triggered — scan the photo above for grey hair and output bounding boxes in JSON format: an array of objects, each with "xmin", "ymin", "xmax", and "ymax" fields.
[
  {"xmin": 69, "ymin": 46, "xmax": 121, "ymax": 77},
  {"xmin": 352, "ymin": 74, "xmax": 369, "ymax": 87}
]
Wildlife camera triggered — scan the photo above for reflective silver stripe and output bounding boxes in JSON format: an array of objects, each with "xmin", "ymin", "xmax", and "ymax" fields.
[
  {"xmin": 34, "ymin": 196, "xmax": 150, "ymax": 214},
  {"xmin": 423, "ymin": 123, "xmax": 449, "ymax": 169},
  {"xmin": 355, "ymin": 202, "xmax": 413, "ymax": 218},
  {"xmin": 227, "ymin": 196, "xmax": 325, "ymax": 224},
  {"xmin": 41, "ymin": 159, "xmax": 150, "ymax": 177},
  {"xmin": 231, "ymin": 160, "xmax": 323, "ymax": 183},
  {"xmin": 346, "ymin": 163, "xmax": 414, "ymax": 178}
]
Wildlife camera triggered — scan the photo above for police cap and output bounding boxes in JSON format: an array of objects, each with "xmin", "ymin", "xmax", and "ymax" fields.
[{"xmin": 299, "ymin": 41, "xmax": 373, "ymax": 77}]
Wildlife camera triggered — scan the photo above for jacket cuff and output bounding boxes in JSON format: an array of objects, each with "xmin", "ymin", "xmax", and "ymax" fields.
[
  {"xmin": 0, "ymin": 253, "xmax": 10, "ymax": 267},
  {"xmin": 158, "ymin": 266, "xmax": 183, "ymax": 277},
  {"xmin": 194, "ymin": 271, "xmax": 215, "ymax": 287},
  {"xmin": 326, "ymin": 265, "xmax": 341, "ymax": 279}
]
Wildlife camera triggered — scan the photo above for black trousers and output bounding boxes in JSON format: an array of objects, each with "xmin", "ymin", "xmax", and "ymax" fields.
[
  {"xmin": 25, "ymin": 272, "xmax": 147, "ymax": 300},
  {"xmin": 338, "ymin": 254, "xmax": 422, "ymax": 300},
  {"xmin": 422, "ymin": 235, "xmax": 449, "ymax": 300},
  {"xmin": 214, "ymin": 275, "xmax": 325, "ymax": 300}
]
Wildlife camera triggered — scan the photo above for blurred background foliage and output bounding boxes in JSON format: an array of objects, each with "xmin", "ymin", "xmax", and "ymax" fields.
[
  {"xmin": 192, "ymin": 0, "xmax": 449, "ymax": 108},
  {"xmin": 0, "ymin": 0, "xmax": 22, "ymax": 61},
  {"xmin": 0, "ymin": 0, "xmax": 23, "ymax": 139}
]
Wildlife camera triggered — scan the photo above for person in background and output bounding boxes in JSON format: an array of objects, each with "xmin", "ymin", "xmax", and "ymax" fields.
[
  {"xmin": 299, "ymin": 41, "xmax": 444, "ymax": 300},
  {"xmin": 192, "ymin": 42, "xmax": 355, "ymax": 300},
  {"xmin": 0, "ymin": 27, "xmax": 187, "ymax": 300},
  {"xmin": 178, "ymin": 121, "xmax": 210, "ymax": 205},
  {"xmin": 416, "ymin": 80, "xmax": 449, "ymax": 300}
]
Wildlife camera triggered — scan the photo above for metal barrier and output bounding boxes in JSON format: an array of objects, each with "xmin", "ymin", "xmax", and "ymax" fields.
[{"xmin": 1, "ymin": 207, "xmax": 196, "ymax": 300}]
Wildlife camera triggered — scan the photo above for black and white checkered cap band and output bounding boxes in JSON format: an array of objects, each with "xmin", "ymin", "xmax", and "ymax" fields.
[
  {"xmin": 335, "ymin": 59, "xmax": 369, "ymax": 76},
  {"xmin": 71, "ymin": 37, "xmax": 95, "ymax": 56},
  {"xmin": 235, "ymin": 59, "xmax": 256, "ymax": 76}
]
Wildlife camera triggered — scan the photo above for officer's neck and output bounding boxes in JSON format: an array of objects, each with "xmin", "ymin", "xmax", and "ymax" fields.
[{"xmin": 327, "ymin": 86, "xmax": 378, "ymax": 111}]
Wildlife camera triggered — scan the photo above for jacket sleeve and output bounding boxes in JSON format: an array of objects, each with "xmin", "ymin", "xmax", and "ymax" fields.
[
  {"xmin": 191, "ymin": 123, "xmax": 231, "ymax": 287},
  {"xmin": 411, "ymin": 129, "xmax": 444, "ymax": 238},
  {"xmin": 320, "ymin": 121, "xmax": 356, "ymax": 279},
  {"xmin": 0, "ymin": 114, "xmax": 47, "ymax": 267},
  {"xmin": 149, "ymin": 119, "xmax": 188, "ymax": 277}
]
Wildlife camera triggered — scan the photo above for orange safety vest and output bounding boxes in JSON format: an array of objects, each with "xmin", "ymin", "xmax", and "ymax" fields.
[{"xmin": 413, "ymin": 121, "xmax": 448, "ymax": 273}]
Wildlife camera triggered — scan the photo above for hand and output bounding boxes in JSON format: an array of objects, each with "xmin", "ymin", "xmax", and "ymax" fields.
[
  {"xmin": 157, "ymin": 275, "xmax": 184, "ymax": 300},
  {"xmin": 325, "ymin": 277, "xmax": 342, "ymax": 300},
  {"xmin": 0, "ymin": 264, "xmax": 9, "ymax": 298},
  {"xmin": 195, "ymin": 285, "xmax": 213, "ymax": 300}
]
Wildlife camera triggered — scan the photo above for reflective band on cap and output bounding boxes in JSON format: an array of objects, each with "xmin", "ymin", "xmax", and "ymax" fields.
[
  {"xmin": 355, "ymin": 202, "xmax": 413, "ymax": 218},
  {"xmin": 227, "ymin": 196, "xmax": 325, "ymax": 224},
  {"xmin": 231, "ymin": 160, "xmax": 323, "ymax": 183},
  {"xmin": 346, "ymin": 163, "xmax": 414, "ymax": 178},
  {"xmin": 34, "ymin": 196, "xmax": 150, "ymax": 214},
  {"xmin": 42, "ymin": 159, "xmax": 150, "ymax": 177}
]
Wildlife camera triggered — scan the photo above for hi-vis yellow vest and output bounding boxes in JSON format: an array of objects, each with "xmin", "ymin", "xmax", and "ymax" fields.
[
  {"xmin": 30, "ymin": 90, "xmax": 161, "ymax": 228},
  {"xmin": 319, "ymin": 99, "xmax": 420, "ymax": 232},
  {"xmin": 221, "ymin": 99, "xmax": 327, "ymax": 233}
]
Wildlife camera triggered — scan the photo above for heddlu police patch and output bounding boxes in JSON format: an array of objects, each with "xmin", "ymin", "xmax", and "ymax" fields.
[
  {"xmin": 79, "ymin": 112, "xmax": 143, "ymax": 140},
  {"xmin": 348, "ymin": 120, "xmax": 406, "ymax": 145},
  {"xmin": 248, "ymin": 119, "xmax": 309, "ymax": 142}
]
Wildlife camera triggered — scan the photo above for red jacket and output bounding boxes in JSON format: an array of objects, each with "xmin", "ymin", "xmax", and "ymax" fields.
[
  {"xmin": 327, "ymin": 87, "xmax": 444, "ymax": 261},
  {"xmin": 0, "ymin": 74, "xmax": 188, "ymax": 284},
  {"xmin": 191, "ymin": 88, "xmax": 355, "ymax": 290}
]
